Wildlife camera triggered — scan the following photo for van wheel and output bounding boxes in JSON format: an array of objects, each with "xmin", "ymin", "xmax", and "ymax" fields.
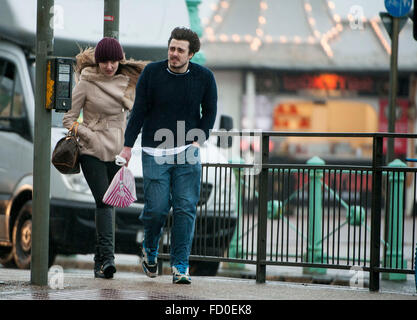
[
  {"xmin": 11, "ymin": 201, "xmax": 57, "ymax": 269},
  {"xmin": 189, "ymin": 261, "xmax": 219, "ymax": 276},
  {"xmin": 12, "ymin": 202, "xmax": 33, "ymax": 269}
]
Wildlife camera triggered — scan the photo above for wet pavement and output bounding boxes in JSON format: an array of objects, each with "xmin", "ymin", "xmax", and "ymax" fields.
[
  {"xmin": 0, "ymin": 257, "xmax": 415, "ymax": 301},
  {"xmin": 0, "ymin": 261, "xmax": 415, "ymax": 320}
]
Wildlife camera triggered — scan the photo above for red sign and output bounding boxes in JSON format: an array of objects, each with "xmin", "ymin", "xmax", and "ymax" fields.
[
  {"xmin": 379, "ymin": 98, "xmax": 409, "ymax": 155},
  {"xmin": 104, "ymin": 15, "xmax": 114, "ymax": 21}
]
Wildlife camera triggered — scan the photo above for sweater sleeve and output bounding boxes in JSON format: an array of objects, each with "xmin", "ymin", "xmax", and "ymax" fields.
[
  {"xmin": 198, "ymin": 70, "xmax": 218, "ymax": 142},
  {"xmin": 124, "ymin": 66, "xmax": 149, "ymax": 147}
]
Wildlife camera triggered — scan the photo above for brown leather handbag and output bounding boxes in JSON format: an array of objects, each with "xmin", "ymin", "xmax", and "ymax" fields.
[{"xmin": 51, "ymin": 122, "xmax": 81, "ymax": 174}]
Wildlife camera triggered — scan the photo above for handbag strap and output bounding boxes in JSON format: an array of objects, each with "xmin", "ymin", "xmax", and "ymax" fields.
[{"xmin": 68, "ymin": 121, "xmax": 79, "ymax": 137}]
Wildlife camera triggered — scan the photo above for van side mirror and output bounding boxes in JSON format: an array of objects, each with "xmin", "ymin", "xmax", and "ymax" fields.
[{"xmin": 217, "ymin": 114, "xmax": 234, "ymax": 148}]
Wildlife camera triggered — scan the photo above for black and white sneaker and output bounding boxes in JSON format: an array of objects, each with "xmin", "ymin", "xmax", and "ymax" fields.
[{"xmin": 139, "ymin": 246, "xmax": 158, "ymax": 278}]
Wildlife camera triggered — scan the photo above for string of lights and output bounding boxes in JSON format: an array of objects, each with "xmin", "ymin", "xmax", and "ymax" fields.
[
  {"xmin": 201, "ymin": 0, "xmax": 393, "ymax": 59},
  {"xmin": 370, "ymin": 16, "xmax": 391, "ymax": 55}
]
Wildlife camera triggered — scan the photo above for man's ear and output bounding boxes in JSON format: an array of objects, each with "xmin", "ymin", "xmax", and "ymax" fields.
[{"xmin": 189, "ymin": 52, "xmax": 194, "ymax": 60}]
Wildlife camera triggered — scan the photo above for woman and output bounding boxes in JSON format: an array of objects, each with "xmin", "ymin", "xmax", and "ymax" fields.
[{"xmin": 63, "ymin": 37, "xmax": 147, "ymax": 279}]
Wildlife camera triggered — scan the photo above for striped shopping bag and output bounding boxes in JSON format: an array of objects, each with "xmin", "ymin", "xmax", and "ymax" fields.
[{"xmin": 103, "ymin": 166, "xmax": 137, "ymax": 208}]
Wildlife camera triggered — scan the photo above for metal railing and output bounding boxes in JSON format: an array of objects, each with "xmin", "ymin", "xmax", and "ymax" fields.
[{"xmin": 158, "ymin": 131, "xmax": 417, "ymax": 292}]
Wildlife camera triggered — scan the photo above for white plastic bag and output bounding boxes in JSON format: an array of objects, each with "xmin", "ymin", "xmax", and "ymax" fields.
[{"xmin": 102, "ymin": 157, "xmax": 137, "ymax": 208}]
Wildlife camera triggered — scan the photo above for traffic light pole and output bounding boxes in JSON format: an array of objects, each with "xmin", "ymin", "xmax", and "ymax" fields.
[
  {"xmin": 387, "ymin": 16, "xmax": 399, "ymax": 164},
  {"xmin": 103, "ymin": 0, "xmax": 120, "ymax": 249},
  {"xmin": 31, "ymin": 0, "xmax": 54, "ymax": 286}
]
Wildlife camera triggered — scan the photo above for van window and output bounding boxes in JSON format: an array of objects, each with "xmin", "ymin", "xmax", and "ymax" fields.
[
  {"xmin": 0, "ymin": 58, "xmax": 30, "ymax": 140},
  {"xmin": 0, "ymin": 60, "xmax": 13, "ymax": 118}
]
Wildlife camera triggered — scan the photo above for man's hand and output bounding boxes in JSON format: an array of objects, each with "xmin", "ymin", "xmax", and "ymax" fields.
[
  {"xmin": 119, "ymin": 146, "xmax": 132, "ymax": 166},
  {"xmin": 192, "ymin": 141, "xmax": 200, "ymax": 148}
]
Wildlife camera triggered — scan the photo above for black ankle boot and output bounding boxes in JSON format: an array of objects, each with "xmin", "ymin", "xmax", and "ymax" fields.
[
  {"xmin": 102, "ymin": 258, "xmax": 116, "ymax": 279},
  {"xmin": 96, "ymin": 208, "xmax": 116, "ymax": 279},
  {"xmin": 94, "ymin": 252, "xmax": 106, "ymax": 279}
]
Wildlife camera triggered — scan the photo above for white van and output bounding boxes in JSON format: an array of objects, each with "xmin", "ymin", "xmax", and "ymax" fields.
[{"xmin": 0, "ymin": 26, "xmax": 237, "ymax": 276}]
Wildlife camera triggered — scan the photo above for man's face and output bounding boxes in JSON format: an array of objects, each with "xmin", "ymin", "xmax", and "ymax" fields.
[{"xmin": 168, "ymin": 39, "xmax": 193, "ymax": 72}]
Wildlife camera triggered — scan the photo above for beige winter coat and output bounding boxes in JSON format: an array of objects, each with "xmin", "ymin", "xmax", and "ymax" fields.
[{"xmin": 63, "ymin": 48, "xmax": 148, "ymax": 162}]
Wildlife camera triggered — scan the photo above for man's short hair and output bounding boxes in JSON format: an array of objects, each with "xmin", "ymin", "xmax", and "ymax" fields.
[{"xmin": 168, "ymin": 27, "xmax": 201, "ymax": 55}]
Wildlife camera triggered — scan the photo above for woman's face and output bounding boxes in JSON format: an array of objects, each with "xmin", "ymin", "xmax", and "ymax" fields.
[{"xmin": 98, "ymin": 60, "xmax": 119, "ymax": 77}]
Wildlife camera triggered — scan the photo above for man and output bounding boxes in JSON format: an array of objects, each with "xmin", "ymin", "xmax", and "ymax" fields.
[{"xmin": 119, "ymin": 27, "xmax": 217, "ymax": 284}]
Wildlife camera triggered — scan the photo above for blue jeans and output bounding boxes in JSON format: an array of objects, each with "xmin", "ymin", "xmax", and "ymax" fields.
[{"xmin": 140, "ymin": 146, "xmax": 201, "ymax": 269}]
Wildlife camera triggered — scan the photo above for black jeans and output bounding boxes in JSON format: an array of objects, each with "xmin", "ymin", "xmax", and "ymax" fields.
[
  {"xmin": 79, "ymin": 155, "xmax": 120, "ymax": 208},
  {"xmin": 80, "ymin": 154, "xmax": 120, "ymax": 263}
]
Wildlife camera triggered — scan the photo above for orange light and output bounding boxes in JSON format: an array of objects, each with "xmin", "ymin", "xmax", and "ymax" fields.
[
  {"xmin": 45, "ymin": 61, "xmax": 55, "ymax": 110},
  {"xmin": 312, "ymin": 74, "xmax": 345, "ymax": 90}
]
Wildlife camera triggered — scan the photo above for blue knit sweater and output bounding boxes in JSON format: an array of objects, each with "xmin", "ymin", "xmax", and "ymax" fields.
[{"xmin": 124, "ymin": 60, "xmax": 217, "ymax": 149}]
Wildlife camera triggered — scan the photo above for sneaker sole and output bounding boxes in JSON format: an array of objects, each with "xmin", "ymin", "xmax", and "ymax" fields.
[{"xmin": 173, "ymin": 276, "xmax": 191, "ymax": 284}]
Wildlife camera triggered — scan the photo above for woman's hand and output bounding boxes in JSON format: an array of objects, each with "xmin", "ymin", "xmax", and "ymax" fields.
[{"xmin": 118, "ymin": 146, "xmax": 132, "ymax": 166}]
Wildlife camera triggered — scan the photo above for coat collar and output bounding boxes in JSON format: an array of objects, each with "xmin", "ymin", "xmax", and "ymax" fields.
[{"xmin": 80, "ymin": 66, "xmax": 128, "ymax": 82}]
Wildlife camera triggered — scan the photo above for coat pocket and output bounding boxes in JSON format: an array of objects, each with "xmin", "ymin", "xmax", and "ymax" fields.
[{"xmin": 82, "ymin": 129, "xmax": 103, "ymax": 155}]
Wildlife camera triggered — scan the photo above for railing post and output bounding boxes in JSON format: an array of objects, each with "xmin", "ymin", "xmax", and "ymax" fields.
[
  {"xmin": 224, "ymin": 158, "xmax": 246, "ymax": 270},
  {"xmin": 383, "ymin": 159, "xmax": 407, "ymax": 280},
  {"xmin": 370, "ymin": 135, "xmax": 383, "ymax": 291},
  {"xmin": 303, "ymin": 156, "xmax": 327, "ymax": 275},
  {"xmin": 414, "ymin": 244, "xmax": 417, "ymax": 290},
  {"xmin": 256, "ymin": 134, "xmax": 269, "ymax": 283}
]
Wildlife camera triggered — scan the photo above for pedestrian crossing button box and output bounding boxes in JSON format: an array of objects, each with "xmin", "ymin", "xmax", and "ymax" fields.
[{"xmin": 46, "ymin": 57, "xmax": 74, "ymax": 112}]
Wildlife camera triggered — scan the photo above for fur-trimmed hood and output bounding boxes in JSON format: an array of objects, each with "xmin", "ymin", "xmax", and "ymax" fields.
[
  {"xmin": 74, "ymin": 47, "xmax": 149, "ymax": 108},
  {"xmin": 62, "ymin": 48, "xmax": 150, "ymax": 161}
]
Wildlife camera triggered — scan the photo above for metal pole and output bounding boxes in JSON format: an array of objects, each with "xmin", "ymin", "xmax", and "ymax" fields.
[
  {"xmin": 370, "ymin": 136, "xmax": 383, "ymax": 292},
  {"xmin": 31, "ymin": 0, "xmax": 54, "ymax": 286},
  {"xmin": 256, "ymin": 134, "xmax": 269, "ymax": 283},
  {"xmin": 387, "ymin": 16, "xmax": 400, "ymax": 164},
  {"xmin": 103, "ymin": 0, "xmax": 120, "ymax": 39},
  {"xmin": 102, "ymin": 0, "xmax": 120, "ymax": 250}
]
